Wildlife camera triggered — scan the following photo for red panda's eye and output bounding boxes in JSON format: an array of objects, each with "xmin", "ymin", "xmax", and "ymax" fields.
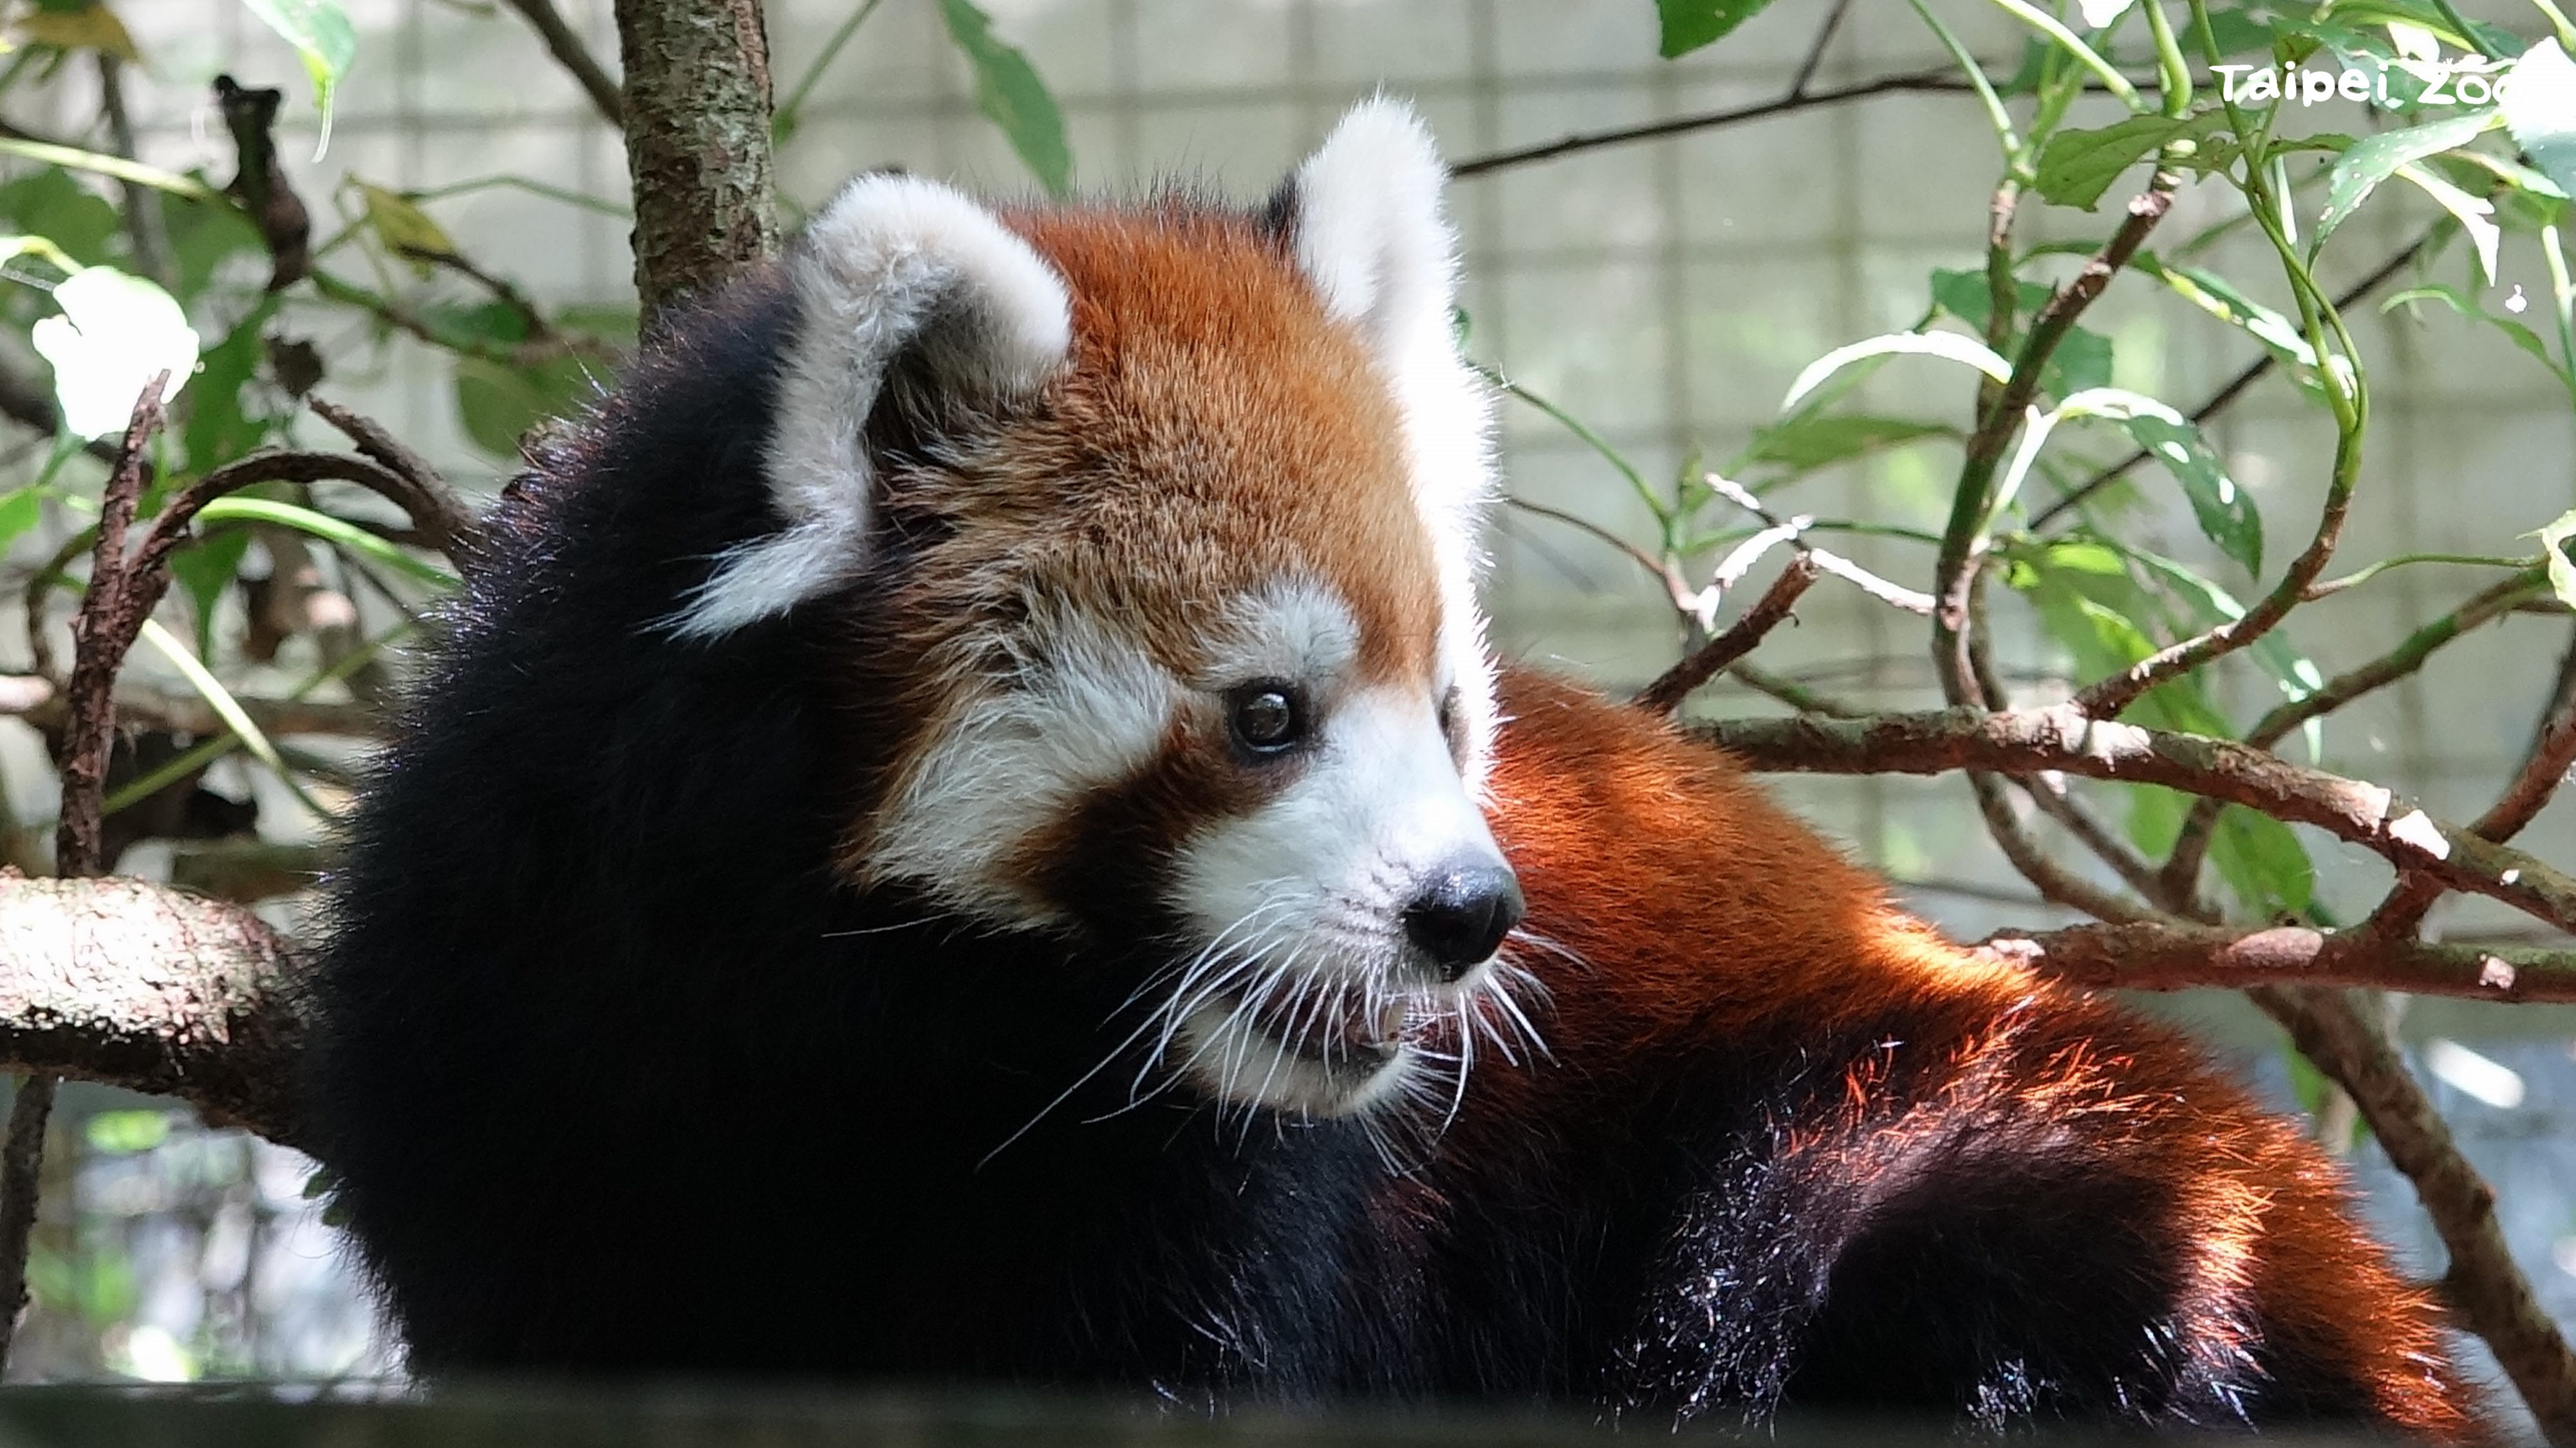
[{"xmin": 1229, "ymin": 684, "xmax": 1305, "ymax": 755}]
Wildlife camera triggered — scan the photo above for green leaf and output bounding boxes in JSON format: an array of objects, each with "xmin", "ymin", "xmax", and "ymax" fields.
[
  {"xmin": 170, "ymin": 528, "xmax": 253, "ymax": 658},
  {"xmin": 2314, "ymin": 108, "xmax": 2501, "ymax": 245},
  {"xmin": 2123, "ymin": 546, "xmax": 2324, "ymax": 743},
  {"xmin": 2125, "ymin": 781, "xmax": 2192, "ymax": 855},
  {"xmin": 238, "ymin": 0, "xmax": 355, "ymax": 151},
  {"xmin": 1930, "ymin": 266, "xmax": 2050, "ymax": 329},
  {"xmin": 2505, "ymin": 38, "xmax": 2576, "ymax": 205},
  {"xmin": 353, "ymin": 180, "xmax": 458, "ymax": 274},
  {"xmin": 2046, "ymin": 324, "xmax": 2114, "ymax": 398},
  {"xmin": 2383, "ymin": 283, "xmax": 2568, "ymax": 380},
  {"xmin": 2035, "ymin": 111, "xmax": 2228, "ymax": 210},
  {"xmin": 182, "ymin": 300, "xmax": 281, "ymax": 472},
  {"xmin": 163, "ymin": 196, "xmax": 264, "ymax": 303},
  {"xmin": 196, "ymin": 496, "xmax": 461, "ymax": 591},
  {"xmin": 938, "ymin": 0, "xmax": 1071, "ymax": 197},
  {"xmin": 2210, "ymin": 806, "xmax": 2314, "ymax": 917},
  {"xmin": 2015, "ymin": 544, "xmax": 2233, "ymax": 736},
  {"xmin": 1742, "ymin": 414, "xmax": 1955, "ymax": 474},
  {"xmin": 1780, "ymin": 330, "xmax": 2011, "ymax": 412},
  {"xmin": 2139, "ymin": 255, "xmax": 2318, "ymax": 375},
  {"xmin": 1654, "ymin": 0, "xmax": 1775, "ymax": 58},
  {"xmin": 2530, "ymin": 508, "xmax": 2576, "ymax": 609},
  {"xmin": 0, "ymin": 171, "xmax": 120, "ymax": 266},
  {"xmin": 453, "ymin": 353, "xmax": 591, "ymax": 459},
  {"xmin": 2125, "ymin": 412, "xmax": 2261, "ymax": 575},
  {"xmin": 0, "ymin": 488, "xmax": 42, "ymax": 556},
  {"xmin": 84, "ymin": 1109, "xmax": 169, "ymax": 1155}
]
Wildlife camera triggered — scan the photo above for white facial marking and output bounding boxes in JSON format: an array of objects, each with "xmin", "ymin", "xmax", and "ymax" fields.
[
  {"xmin": 675, "ymin": 174, "xmax": 1073, "ymax": 639},
  {"xmin": 1193, "ymin": 576, "xmax": 1359, "ymax": 689},
  {"xmin": 1287, "ymin": 99, "xmax": 1502, "ymax": 790},
  {"xmin": 864, "ymin": 608, "xmax": 1176, "ymax": 926},
  {"xmin": 1168, "ymin": 678, "xmax": 1508, "ymax": 1117}
]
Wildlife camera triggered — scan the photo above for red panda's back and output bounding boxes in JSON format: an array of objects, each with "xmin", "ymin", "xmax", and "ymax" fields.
[{"xmin": 1462, "ymin": 667, "xmax": 2482, "ymax": 1438}]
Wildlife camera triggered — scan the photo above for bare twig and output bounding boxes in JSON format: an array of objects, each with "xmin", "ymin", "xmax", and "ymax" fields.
[
  {"xmin": 1966, "ymin": 770, "xmax": 2160, "ymax": 924},
  {"xmin": 1636, "ymin": 555, "xmax": 1820, "ymax": 715},
  {"xmin": 2372, "ymin": 660, "xmax": 2576, "ymax": 937},
  {"xmin": 2160, "ymin": 567, "xmax": 2546, "ymax": 901},
  {"xmin": 307, "ymin": 397, "xmax": 481, "ymax": 568},
  {"xmin": 0, "ymin": 674, "xmax": 382, "ymax": 739},
  {"xmin": 96, "ymin": 55, "xmax": 175, "ymax": 292},
  {"xmin": 2255, "ymin": 986, "xmax": 2576, "ymax": 1442},
  {"xmin": 500, "ymin": 0, "xmax": 626, "ymax": 127},
  {"xmin": 1696, "ymin": 704, "xmax": 2576, "ymax": 937},
  {"xmin": 3, "ymin": 376, "xmax": 168, "ymax": 1373},
  {"xmin": 1787, "ymin": 0, "xmax": 1852, "ymax": 99},
  {"xmin": 1451, "ymin": 70, "xmax": 1968, "ymax": 178},
  {"xmin": 53, "ymin": 378, "xmax": 167, "ymax": 878},
  {"xmin": 1983, "ymin": 921, "xmax": 2576, "ymax": 1002},
  {"xmin": 1936, "ymin": 180, "xmax": 2177, "ymax": 710}
]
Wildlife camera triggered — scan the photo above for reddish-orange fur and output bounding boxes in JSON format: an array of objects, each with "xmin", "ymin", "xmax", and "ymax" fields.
[{"xmin": 1470, "ymin": 669, "xmax": 2483, "ymax": 1439}]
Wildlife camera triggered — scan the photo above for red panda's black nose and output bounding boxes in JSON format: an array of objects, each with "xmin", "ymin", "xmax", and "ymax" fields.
[{"xmin": 1402, "ymin": 863, "xmax": 1525, "ymax": 981}]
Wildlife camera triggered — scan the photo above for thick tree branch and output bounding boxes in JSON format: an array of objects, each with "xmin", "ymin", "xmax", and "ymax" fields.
[
  {"xmin": 1697, "ymin": 705, "xmax": 2576, "ymax": 936},
  {"xmin": 1984, "ymin": 920, "xmax": 2575, "ymax": 1003},
  {"xmin": 0, "ymin": 873, "xmax": 306, "ymax": 1151},
  {"xmin": 615, "ymin": 0, "xmax": 777, "ymax": 320},
  {"xmin": 2373, "ymin": 660, "xmax": 2576, "ymax": 938}
]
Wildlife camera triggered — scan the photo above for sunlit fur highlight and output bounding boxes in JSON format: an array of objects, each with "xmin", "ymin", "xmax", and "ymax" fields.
[{"xmin": 1434, "ymin": 672, "xmax": 2484, "ymax": 1438}]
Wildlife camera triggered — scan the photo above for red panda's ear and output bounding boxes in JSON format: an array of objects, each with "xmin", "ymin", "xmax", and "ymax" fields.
[
  {"xmin": 1277, "ymin": 98, "xmax": 1502, "ymax": 788},
  {"xmin": 672, "ymin": 174, "xmax": 1073, "ymax": 640}
]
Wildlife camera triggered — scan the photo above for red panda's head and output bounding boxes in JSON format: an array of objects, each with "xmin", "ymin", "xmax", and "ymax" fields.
[{"xmin": 669, "ymin": 102, "xmax": 1530, "ymax": 1121}]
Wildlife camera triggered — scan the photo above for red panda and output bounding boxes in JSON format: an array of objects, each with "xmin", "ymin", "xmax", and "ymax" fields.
[{"xmin": 301, "ymin": 100, "xmax": 2485, "ymax": 1437}]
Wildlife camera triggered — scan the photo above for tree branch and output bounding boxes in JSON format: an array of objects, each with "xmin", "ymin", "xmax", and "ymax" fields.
[
  {"xmin": 1696, "ymin": 705, "xmax": 2576, "ymax": 937},
  {"xmin": 2030, "ymin": 234, "xmax": 2431, "ymax": 532},
  {"xmin": 1983, "ymin": 920, "xmax": 2576, "ymax": 1002},
  {"xmin": 501, "ymin": 0, "xmax": 625, "ymax": 127},
  {"xmin": 615, "ymin": 0, "xmax": 778, "ymax": 320},
  {"xmin": 2255, "ymin": 985, "xmax": 2576, "ymax": 1442},
  {"xmin": 1451, "ymin": 70, "xmax": 1977, "ymax": 178},
  {"xmin": 1635, "ymin": 555, "xmax": 1819, "ymax": 715},
  {"xmin": 2160, "ymin": 566, "xmax": 2545, "ymax": 901},
  {"xmin": 2373, "ymin": 657, "xmax": 2576, "ymax": 938},
  {"xmin": 0, "ymin": 675, "xmax": 382, "ymax": 739},
  {"xmin": 1936, "ymin": 180, "xmax": 2176, "ymax": 709},
  {"xmin": 0, "ymin": 873, "xmax": 306, "ymax": 1151}
]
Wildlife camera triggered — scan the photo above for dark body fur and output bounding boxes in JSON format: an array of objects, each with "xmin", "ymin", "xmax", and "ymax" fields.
[
  {"xmin": 304, "ymin": 276, "xmax": 1415, "ymax": 1393},
  {"xmin": 305, "ymin": 237, "xmax": 2476, "ymax": 1436}
]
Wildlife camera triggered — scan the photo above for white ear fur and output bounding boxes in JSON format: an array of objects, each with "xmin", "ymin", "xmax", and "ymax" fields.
[
  {"xmin": 675, "ymin": 174, "xmax": 1073, "ymax": 640},
  {"xmin": 1283, "ymin": 99, "xmax": 1502, "ymax": 787}
]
